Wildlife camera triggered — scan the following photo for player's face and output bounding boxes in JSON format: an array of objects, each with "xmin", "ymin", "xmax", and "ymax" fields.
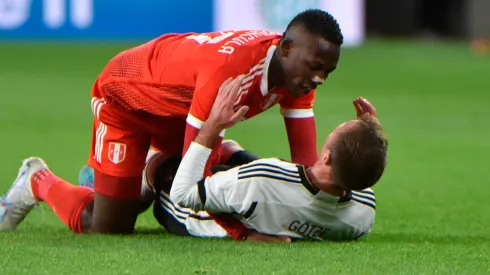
[{"xmin": 280, "ymin": 32, "xmax": 340, "ymax": 97}]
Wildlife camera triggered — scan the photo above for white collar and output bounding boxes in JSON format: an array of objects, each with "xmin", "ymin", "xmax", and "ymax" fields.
[{"xmin": 260, "ymin": 45, "xmax": 277, "ymax": 96}]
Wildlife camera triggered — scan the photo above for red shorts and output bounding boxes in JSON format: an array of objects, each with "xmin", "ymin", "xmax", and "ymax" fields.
[{"xmin": 87, "ymin": 90, "xmax": 187, "ymax": 200}]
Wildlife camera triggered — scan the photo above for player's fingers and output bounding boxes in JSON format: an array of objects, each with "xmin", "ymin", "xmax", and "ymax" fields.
[
  {"xmin": 228, "ymin": 75, "xmax": 245, "ymax": 100},
  {"xmin": 277, "ymin": 236, "xmax": 292, "ymax": 243},
  {"xmin": 353, "ymin": 100, "xmax": 362, "ymax": 117},
  {"xmin": 229, "ymin": 105, "xmax": 249, "ymax": 127},
  {"xmin": 218, "ymin": 77, "xmax": 233, "ymax": 97},
  {"xmin": 359, "ymin": 98, "xmax": 377, "ymax": 117}
]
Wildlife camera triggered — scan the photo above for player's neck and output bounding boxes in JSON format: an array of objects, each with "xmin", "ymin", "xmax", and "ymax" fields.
[
  {"xmin": 267, "ymin": 51, "xmax": 285, "ymax": 91},
  {"xmin": 306, "ymin": 167, "xmax": 345, "ymax": 197}
]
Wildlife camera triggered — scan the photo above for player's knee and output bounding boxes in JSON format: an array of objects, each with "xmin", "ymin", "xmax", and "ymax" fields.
[
  {"xmin": 224, "ymin": 149, "xmax": 261, "ymax": 166},
  {"xmin": 91, "ymin": 192, "xmax": 140, "ymax": 234},
  {"xmin": 222, "ymin": 139, "xmax": 242, "ymax": 148},
  {"xmin": 80, "ymin": 202, "xmax": 94, "ymax": 233},
  {"xmin": 220, "ymin": 140, "xmax": 245, "ymax": 164},
  {"xmin": 152, "ymin": 155, "xmax": 182, "ymax": 193},
  {"xmin": 90, "ymin": 172, "xmax": 142, "ymax": 234}
]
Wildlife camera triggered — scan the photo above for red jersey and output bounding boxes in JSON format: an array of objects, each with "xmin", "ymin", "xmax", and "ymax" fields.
[
  {"xmin": 96, "ymin": 30, "xmax": 318, "ymax": 166},
  {"xmin": 95, "ymin": 31, "xmax": 320, "ymax": 241}
]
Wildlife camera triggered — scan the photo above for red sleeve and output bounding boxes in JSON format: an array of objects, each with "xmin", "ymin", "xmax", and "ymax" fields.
[
  {"xmin": 183, "ymin": 65, "xmax": 237, "ymax": 173},
  {"xmin": 279, "ymin": 90, "xmax": 318, "ymax": 166},
  {"xmin": 183, "ymin": 65, "xmax": 252, "ymax": 241}
]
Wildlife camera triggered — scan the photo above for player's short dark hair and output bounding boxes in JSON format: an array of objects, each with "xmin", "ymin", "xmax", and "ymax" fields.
[
  {"xmin": 329, "ymin": 114, "xmax": 388, "ymax": 190},
  {"xmin": 285, "ymin": 9, "xmax": 344, "ymax": 46}
]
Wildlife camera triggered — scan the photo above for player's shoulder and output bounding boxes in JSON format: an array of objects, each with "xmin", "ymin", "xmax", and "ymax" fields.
[
  {"xmin": 334, "ymin": 188, "xmax": 376, "ymax": 225},
  {"xmin": 191, "ymin": 30, "xmax": 280, "ymax": 62},
  {"xmin": 350, "ymin": 188, "xmax": 376, "ymax": 210},
  {"xmin": 321, "ymin": 189, "xmax": 376, "ymax": 241}
]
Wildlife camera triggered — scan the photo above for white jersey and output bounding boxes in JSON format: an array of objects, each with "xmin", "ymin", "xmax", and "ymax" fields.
[{"xmin": 170, "ymin": 142, "xmax": 376, "ymax": 241}]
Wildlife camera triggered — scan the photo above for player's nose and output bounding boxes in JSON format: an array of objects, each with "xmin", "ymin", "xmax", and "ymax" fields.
[{"xmin": 312, "ymin": 75, "xmax": 324, "ymax": 86}]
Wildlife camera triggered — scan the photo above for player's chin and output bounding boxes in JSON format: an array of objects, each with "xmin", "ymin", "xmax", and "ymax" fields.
[{"xmin": 286, "ymin": 85, "xmax": 303, "ymax": 97}]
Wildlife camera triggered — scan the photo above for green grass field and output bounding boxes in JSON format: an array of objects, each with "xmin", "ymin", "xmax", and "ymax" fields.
[{"xmin": 0, "ymin": 40, "xmax": 489, "ymax": 274}]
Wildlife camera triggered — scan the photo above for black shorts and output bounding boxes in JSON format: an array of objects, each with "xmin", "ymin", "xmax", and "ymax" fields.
[{"xmin": 151, "ymin": 155, "xmax": 190, "ymax": 236}]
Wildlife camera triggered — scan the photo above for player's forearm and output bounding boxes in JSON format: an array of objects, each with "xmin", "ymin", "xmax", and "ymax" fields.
[
  {"xmin": 184, "ymin": 123, "xmax": 224, "ymax": 177},
  {"xmin": 284, "ymin": 116, "xmax": 318, "ymax": 166},
  {"xmin": 195, "ymin": 122, "xmax": 224, "ymax": 149},
  {"xmin": 170, "ymin": 142, "xmax": 211, "ymax": 210}
]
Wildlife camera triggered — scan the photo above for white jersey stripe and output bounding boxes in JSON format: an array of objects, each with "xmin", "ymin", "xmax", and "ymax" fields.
[
  {"xmin": 355, "ymin": 189, "xmax": 374, "ymax": 195},
  {"xmin": 239, "ymin": 168, "xmax": 300, "ymax": 182},
  {"xmin": 159, "ymin": 197, "xmax": 188, "ymax": 222},
  {"xmin": 238, "ymin": 171, "xmax": 302, "ymax": 184},
  {"xmin": 94, "ymin": 122, "xmax": 107, "ymax": 163},
  {"xmin": 239, "ymin": 165, "xmax": 299, "ymax": 178},
  {"xmin": 94, "ymin": 123, "xmax": 102, "ymax": 162},
  {"xmin": 90, "ymin": 97, "xmax": 106, "ymax": 120},
  {"xmin": 240, "ymin": 161, "xmax": 298, "ymax": 174},
  {"xmin": 160, "ymin": 191, "xmax": 192, "ymax": 215},
  {"xmin": 161, "ymin": 191, "xmax": 214, "ymax": 221},
  {"xmin": 280, "ymin": 108, "xmax": 314, "ymax": 118},
  {"xmin": 351, "ymin": 191, "xmax": 375, "ymax": 203},
  {"xmin": 96, "ymin": 123, "xmax": 107, "ymax": 163},
  {"xmin": 186, "ymin": 114, "xmax": 225, "ymax": 137},
  {"xmin": 351, "ymin": 196, "xmax": 376, "ymax": 209}
]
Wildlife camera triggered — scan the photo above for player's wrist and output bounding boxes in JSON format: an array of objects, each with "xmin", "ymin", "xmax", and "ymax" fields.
[{"xmin": 195, "ymin": 122, "xmax": 224, "ymax": 149}]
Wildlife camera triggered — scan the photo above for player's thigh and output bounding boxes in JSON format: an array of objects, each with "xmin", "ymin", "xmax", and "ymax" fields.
[
  {"xmin": 88, "ymin": 100, "xmax": 151, "ymax": 233},
  {"xmin": 149, "ymin": 116, "xmax": 187, "ymax": 156}
]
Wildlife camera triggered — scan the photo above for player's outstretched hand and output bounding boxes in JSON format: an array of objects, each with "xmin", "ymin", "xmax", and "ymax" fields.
[
  {"xmin": 208, "ymin": 75, "xmax": 250, "ymax": 130},
  {"xmin": 246, "ymin": 231, "xmax": 292, "ymax": 243},
  {"xmin": 353, "ymin": 97, "xmax": 377, "ymax": 118}
]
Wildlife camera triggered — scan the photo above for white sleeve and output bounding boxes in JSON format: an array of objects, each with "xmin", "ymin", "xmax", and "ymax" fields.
[
  {"xmin": 169, "ymin": 142, "xmax": 211, "ymax": 210},
  {"xmin": 169, "ymin": 141, "xmax": 242, "ymax": 214}
]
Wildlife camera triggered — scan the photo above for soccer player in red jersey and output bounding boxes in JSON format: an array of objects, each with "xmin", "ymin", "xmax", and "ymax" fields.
[{"xmin": 0, "ymin": 9, "xmax": 344, "ymax": 241}]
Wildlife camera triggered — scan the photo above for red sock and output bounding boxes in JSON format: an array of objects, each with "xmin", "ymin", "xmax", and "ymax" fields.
[{"xmin": 31, "ymin": 169, "xmax": 94, "ymax": 233}]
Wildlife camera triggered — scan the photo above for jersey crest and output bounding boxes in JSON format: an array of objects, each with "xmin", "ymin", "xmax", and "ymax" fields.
[{"xmin": 108, "ymin": 142, "xmax": 127, "ymax": 164}]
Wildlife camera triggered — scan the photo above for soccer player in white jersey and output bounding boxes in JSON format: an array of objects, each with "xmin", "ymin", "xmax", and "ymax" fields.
[{"xmin": 163, "ymin": 76, "xmax": 388, "ymax": 242}]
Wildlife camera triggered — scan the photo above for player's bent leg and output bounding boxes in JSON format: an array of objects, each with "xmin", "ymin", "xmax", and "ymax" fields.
[
  {"xmin": 91, "ymin": 172, "xmax": 142, "ymax": 234},
  {"xmin": 220, "ymin": 139, "xmax": 261, "ymax": 166},
  {"xmin": 87, "ymin": 99, "xmax": 153, "ymax": 234},
  {"xmin": 141, "ymin": 153, "xmax": 188, "ymax": 235},
  {"xmin": 0, "ymin": 157, "xmax": 94, "ymax": 233},
  {"xmin": 151, "ymin": 156, "xmax": 190, "ymax": 236},
  {"xmin": 153, "ymin": 192, "xmax": 191, "ymax": 236},
  {"xmin": 78, "ymin": 150, "xmax": 161, "ymax": 215}
]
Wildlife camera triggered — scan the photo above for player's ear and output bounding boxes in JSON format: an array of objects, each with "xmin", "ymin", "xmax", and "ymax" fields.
[
  {"xmin": 280, "ymin": 38, "xmax": 293, "ymax": 58},
  {"xmin": 323, "ymin": 150, "xmax": 332, "ymax": 166}
]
